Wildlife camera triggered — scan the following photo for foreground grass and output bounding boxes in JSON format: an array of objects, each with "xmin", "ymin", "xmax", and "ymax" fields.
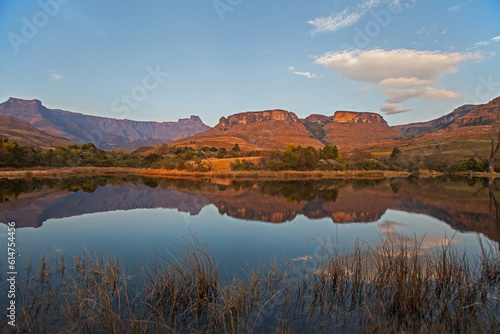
[{"xmin": 1, "ymin": 235, "xmax": 499, "ymax": 333}]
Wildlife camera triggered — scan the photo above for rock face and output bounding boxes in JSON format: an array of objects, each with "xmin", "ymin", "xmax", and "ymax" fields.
[
  {"xmin": 332, "ymin": 111, "xmax": 386, "ymax": 124},
  {"xmin": 0, "ymin": 98, "xmax": 210, "ymax": 150},
  {"xmin": 301, "ymin": 111, "xmax": 401, "ymax": 148},
  {"xmin": 219, "ymin": 109, "xmax": 299, "ymax": 127}
]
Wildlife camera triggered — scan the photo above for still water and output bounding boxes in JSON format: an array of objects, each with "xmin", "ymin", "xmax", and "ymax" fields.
[{"xmin": 0, "ymin": 175, "xmax": 498, "ymax": 275}]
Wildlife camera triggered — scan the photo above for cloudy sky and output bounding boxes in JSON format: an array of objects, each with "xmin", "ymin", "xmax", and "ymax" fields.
[{"xmin": 0, "ymin": 0, "xmax": 499, "ymax": 126}]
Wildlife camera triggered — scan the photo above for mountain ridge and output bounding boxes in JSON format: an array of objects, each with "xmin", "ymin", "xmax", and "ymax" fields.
[
  {"xmin": 1, "ymin": 96, "xmax": 498, "ymax": 152},
  {"xmin": 0, "ymin": 98, "xmax": 210, "ymax": 150}
]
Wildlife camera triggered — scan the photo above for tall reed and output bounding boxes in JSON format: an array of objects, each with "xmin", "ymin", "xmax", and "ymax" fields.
[{"xmin": 1, "ymin": 234, "xmax": 498, "ymax": 333}]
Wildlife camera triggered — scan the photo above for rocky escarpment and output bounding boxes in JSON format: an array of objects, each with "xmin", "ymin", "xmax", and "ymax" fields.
[
  {"xmin": 219, "ymin": 109, "xmax": 299, "ymax": 127},
  {"xmin": 333, "ymin": 111, "xmax": 387, "ymax": 124},
  {"xmin": 0, "ymin": 98, "xmax": 210, "ymax": 150},
  {"xmin": 301, "ymin": 111, "xmax": 399, "ymax": 147}
]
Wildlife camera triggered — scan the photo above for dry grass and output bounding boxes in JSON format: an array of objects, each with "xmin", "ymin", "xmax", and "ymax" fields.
[
  {"xmin": 2, "ymin": 234, "xmax": 499, "ymax": 333},
  {"xmin": 0, "ymin": 167, "xmax": 147, "ymax": 179}
]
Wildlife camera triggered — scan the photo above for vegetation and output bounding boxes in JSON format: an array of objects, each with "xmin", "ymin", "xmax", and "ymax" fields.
[
  {"xmin": 3, "ymin": 235, "xmax": 499, "ymax": 333},
  {"xmin": 1, "ymin": 136, "xmax": 497, "ymax": 174}
]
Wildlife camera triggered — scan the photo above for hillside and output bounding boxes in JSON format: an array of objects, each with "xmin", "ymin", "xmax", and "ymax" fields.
[
  {"xmin": 393, "ymin": 105, "xmax": 481, "ymax": 138},
  {"xmin": 168, "ymin": 109, "xmax": 324, "ymax": 150},
  {"xmin": 393, "ymin": 97, "xmax": 499, "ymax": 141},
  {"xmin": 0, "ymin": 98, "xmax": 210, "ymax": 150},
  {"xmin": 0, "ymin": 114, "xmax": 73, "ymax": 148}
]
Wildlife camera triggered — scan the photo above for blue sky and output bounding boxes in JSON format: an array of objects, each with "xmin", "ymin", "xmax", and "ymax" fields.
[{"xmin": 0, "ymin": 0, "xmax": 499, "ymax": 126}]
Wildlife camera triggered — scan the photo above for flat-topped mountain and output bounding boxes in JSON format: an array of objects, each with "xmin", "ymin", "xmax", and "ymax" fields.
[
  {"xmin": 169, "ymin": 109, "xmax": 324, "ymax": 150},
  {"xmin": 0, "ymin": 98, "xmax": 210, "ymax": 150},
  {"xmin": 219, "ymin": 109, "xmax": 300, "ymax": 126},
  {"xmin": 301, "ymin": 111, "xmax": 401, "ymax": 149},
  {"xmin": 169, "ymin": 109, "xmax": 403, "ymax": 150}
]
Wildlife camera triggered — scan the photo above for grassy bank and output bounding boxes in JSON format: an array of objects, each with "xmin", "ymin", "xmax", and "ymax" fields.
[
  {"xmin": 0, "ymin": 167, "xmax": 147, "ymax": 179},
  {"xmin": 2, "ymin": 236, "xmax": 499, "ymax": 333}
]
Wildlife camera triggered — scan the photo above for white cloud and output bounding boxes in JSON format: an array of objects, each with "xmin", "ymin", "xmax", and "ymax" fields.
[
  {"xmin": 315, "ymin": 48, "xmax": 478, "ymax": 114},
  {"xmin": 448, "ymin": 5, "xmax": 462, "ymax": 11},
  {"xmin": 315, "ymin": 49, "xmax": 477, "ymax": 83},
  {"xmin": 47, "ymin": 69, "xmax": 65, "ymax": 82},
  {"xmin": 380, "ymin": 103, "xmax": 411, "ymax": 115},
  {"xmin": 288, "ymin": 66, "xmax": 318, "ymax": 79}
]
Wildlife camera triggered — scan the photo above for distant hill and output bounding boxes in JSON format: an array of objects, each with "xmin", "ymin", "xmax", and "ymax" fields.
[
  {"xmin": 0, "ymin": 98, "xmax": 210, "ymax": 150},
  {"xmin": 0, "ymin": 114, "xmax": 73, "ymax": 148}
]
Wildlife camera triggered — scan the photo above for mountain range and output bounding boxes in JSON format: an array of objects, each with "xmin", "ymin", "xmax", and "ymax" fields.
[
  {"xmin": 0, "ymin": 98, "xmax": 210, "ymax": 150},
  {"xmin": 0, "ymin": 96, "xmax": 498, "ymax": 151}
]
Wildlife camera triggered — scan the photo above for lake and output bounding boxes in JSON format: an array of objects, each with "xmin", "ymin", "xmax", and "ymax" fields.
[{"xmin": 0, "ymin": 175, "xmax": 499, "ymax": 332}]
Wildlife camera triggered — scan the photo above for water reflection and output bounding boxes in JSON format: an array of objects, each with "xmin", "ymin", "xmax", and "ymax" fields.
[{"xmin": 0, "ymin": 176, "xmax": 498, "ymax": 243}]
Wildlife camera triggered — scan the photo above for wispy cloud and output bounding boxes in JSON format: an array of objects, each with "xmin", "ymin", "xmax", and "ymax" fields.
[
  {"xmin": 467, "ymin": 35, "xmax": 500, "ymax": 50},
  {"xmin": 288, "ymin": 66, "xmax": 318, "ymax": 79},
  {"xmin": 448, "ymin": 4, "xmax": 462, "ymax": 11},
  {"xmin": 46, "ymin": 69, "xmax": 65, "ymax": 82},
  {"xmin": 315, "ymin": 48, "xmax": 480, "ymax": 114},
  {"xmin": 308, "ymin": 0, "xmax": 414, "ymax": 34}
]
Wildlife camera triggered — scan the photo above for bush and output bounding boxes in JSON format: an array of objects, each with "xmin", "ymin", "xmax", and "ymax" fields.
[
  {"xmin": 230, "ymin": 159, "xmax": 256, "ymax": 171},
  {"xmin": 317, "ymin": 159, "xmax": 345, "ymax": 171},
  {"xmin": 349, "ymin": 159, "xmax": 390, "ymax": 171},
  {"xmin": 449, "ymin": 158, "xmax": 487, "ymax": 173}
]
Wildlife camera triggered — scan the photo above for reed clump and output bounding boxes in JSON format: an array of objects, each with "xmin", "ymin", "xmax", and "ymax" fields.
[{"xmin": 1, "ymin": 235, "xmax": 498, "ymax": 333}]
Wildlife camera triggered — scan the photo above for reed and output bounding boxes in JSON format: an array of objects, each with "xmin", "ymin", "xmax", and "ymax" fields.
[{"xmin": 2, "ymin": 234, "xmax": 498, "ymax": 333}]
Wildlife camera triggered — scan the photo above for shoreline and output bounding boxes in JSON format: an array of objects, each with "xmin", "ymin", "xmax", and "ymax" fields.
[{"xmin": 0, "ymin": 167, "xmax": 498, "ymax": 180}]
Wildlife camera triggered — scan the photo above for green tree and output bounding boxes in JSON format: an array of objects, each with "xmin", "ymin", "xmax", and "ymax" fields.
[
  {"xmin": 231, "ymin": 143, "xmax": 241, "ymax": 152},
  {"xmin": 390, "ymin": 146, "xmax": 402, "ymax": 159}
]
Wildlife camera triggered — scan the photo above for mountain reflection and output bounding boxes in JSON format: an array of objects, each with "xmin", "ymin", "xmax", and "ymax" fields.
[{"xmin": 0, "ymin": 176, "xmax": 498, "ymax": 242}]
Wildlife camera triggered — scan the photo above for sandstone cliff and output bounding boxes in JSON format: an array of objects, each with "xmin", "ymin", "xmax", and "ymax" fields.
[{"xmin": 301, "ymin": 111, "xmax": 401, "ymax": 149}]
